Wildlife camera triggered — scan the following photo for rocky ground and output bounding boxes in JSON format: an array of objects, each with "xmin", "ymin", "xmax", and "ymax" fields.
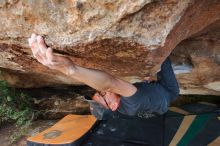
[{"xmin": 0, "ymin": 120, "xmax": 57, "ymax": 146}]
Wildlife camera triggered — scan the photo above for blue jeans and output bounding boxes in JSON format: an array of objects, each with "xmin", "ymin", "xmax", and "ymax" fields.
[{"xmin": 117, "ymin": 57, "xmax": 180, "ymax": 116}]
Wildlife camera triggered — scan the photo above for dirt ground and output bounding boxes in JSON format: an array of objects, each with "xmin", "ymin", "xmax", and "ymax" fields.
[{"xmin": 0, "ymin": 120, "xmax": 57, "ymax": 146}]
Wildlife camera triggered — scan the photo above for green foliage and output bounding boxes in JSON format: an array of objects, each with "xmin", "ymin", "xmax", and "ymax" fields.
[
  {"xmin": 0, "ymin": 80, "xmax": 34, "ymax": 143},
  {"xmin": 0, "ymin": 80, "xmax": 33, "ymax": 126}
]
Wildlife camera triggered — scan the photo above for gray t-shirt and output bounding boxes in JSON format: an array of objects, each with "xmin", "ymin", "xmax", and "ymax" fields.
[{"xmin": 117, "ymin": 81, "xmax": 170, "ymax": 116}]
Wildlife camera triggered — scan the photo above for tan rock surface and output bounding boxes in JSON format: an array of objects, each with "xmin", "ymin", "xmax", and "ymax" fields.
[
  {"xmin": 171, "ymin": 20, "xmax": 220, "ymax": 95},
  {"xmin": 0, "ymin": 0, "xmax": 220, "ymax": 95}
]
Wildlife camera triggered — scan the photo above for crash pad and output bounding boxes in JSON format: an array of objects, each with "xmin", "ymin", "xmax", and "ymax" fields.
[
  {"xmin": 27, "ymin": 115, "xmax": 96, "ymax": 145},
  {"xmin": 27, "ymin": 102, "xmax": 220, "ymax": 146}
]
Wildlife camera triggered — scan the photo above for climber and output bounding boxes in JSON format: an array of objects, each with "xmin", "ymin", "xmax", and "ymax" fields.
[{"xmin": 28, "ymin": 33, "xmax": 180, "ymax": 117}]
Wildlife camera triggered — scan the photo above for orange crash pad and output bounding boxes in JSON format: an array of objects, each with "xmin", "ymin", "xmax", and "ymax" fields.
[{"xmin": 27, "ymin": 115, "xmax": 96, "ymax": 145}]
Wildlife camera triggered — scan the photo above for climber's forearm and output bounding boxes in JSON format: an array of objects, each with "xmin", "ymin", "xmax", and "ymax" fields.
[{"xmin": 66, "ymin": 65, "xmax": 137, "ymax": 97}]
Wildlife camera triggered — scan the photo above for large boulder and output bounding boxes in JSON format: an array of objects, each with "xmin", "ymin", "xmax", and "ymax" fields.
[
  {"xmin": 0, "ymin": 0, "xmax": 219, "ymax": 95},
  {"xmin": 171, "ymin": 20, "xmax": 220, "ymax": 95}
]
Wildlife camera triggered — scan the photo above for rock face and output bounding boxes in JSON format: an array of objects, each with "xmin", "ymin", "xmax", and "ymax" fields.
[
  {"xmin": 23, "ymin": 86, "xmax": 94, "ymax": 119},
  {"xmin": 171, "ymin": 20, "xmax": 220, "ymax": 95},
  {"xmin": 0, "ymin": 0, "xmax": 220, "ymax": 95}
]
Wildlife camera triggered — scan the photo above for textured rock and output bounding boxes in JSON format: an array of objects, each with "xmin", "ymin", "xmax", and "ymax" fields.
[
  {"xmin": 23, "ymin": 86, "xmax": 94, "ymax": 119},
  {"xmin": 0, "ymin": 0, "xmax": 220, "ymax": 95},
  {"xmin": 171, "ymin": 20, "xmax": 220, "ymax": 95}
]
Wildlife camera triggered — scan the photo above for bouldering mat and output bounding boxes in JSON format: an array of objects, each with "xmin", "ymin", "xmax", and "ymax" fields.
[
  {"xmin": 27, "ymin": 102, "xmax": 220, "ymax": 146},
  {"xmin": 27, "ymin": 115, "xmax": 97, "ymax": 146}
]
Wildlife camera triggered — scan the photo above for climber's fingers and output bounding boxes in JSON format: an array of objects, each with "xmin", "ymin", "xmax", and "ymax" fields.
[
  {"xmin": 37, "ymin": 35, "xmax": 47, "ymax": 54},
  {"xmin": 144, "ymin": 76, "xmax": 155, "ymax": 82},
  {"xmin": 46, "ymin": 47, "xmax": 55, "ymax": 62},
  {"xmin": 28, "ymin": 33, "xmax": 39, "ymax": 57}
]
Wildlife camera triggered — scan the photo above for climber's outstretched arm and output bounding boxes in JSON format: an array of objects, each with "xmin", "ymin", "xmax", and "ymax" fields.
[
  {"xmin": 71, "ymin": 66, "xmax": 137, "ymax": 97},
  {"xmin": 28, "ymin": 33, "xmax": 137, "ymax": 97}
]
